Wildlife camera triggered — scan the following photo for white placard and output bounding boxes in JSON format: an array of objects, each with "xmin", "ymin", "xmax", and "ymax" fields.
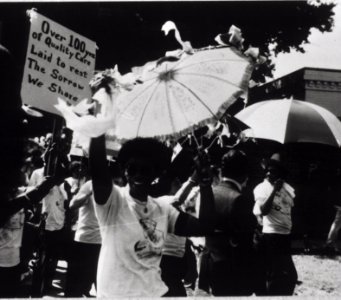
[{"xmin": 21, "ymin": 11, "xmax": 96, "ymax": 115}]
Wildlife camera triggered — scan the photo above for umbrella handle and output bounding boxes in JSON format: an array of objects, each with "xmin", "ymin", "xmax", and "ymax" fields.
[{"xmin": 193, "ymin": 149, "xmax": 212, "ymax": 186}]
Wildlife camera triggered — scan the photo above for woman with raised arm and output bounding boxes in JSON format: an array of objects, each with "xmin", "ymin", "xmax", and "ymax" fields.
[{"xmin": 89, "ymin": 135, "xmax": 215, "ymax": 297}]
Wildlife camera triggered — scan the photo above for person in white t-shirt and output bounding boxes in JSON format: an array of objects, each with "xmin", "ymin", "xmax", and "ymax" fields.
[
  {"xmin": 253, "ymin": 153, "xmax": 297, "ymax": 296},
  {"xmin": 89, "ymin": 136, "xmax": 215, "ymax": 297},
  {"xmin": 65, "ymin": 180, "xmax": 101, "ymax": 297},
  {"xmin": 28, "ymin": 128, "xmax": 72, "ymax": 293},
  {"xmin": 29, "ymin": 168, "xmax": 67, "ymax": 233}
]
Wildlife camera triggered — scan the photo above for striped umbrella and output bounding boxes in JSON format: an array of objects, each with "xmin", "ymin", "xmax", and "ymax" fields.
[{"xmin": 235, "ymin": 99, "xmax": 341, "ymax": 147}]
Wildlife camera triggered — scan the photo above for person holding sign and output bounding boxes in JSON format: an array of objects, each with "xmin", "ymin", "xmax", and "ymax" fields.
[{"xmin": 89, "ymin": 136, "xmax": 216, "ymax": 297}]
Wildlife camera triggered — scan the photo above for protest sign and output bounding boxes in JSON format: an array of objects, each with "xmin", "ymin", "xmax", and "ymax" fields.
[{"xmin": 21, "ymin": 10, "xmax": 96, "ymax": 115}]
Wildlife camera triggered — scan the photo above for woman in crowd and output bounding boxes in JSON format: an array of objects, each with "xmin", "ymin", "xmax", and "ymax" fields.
[{"xmin": 89, "ymin": 135, "xmax": 216, "ymax": 297}]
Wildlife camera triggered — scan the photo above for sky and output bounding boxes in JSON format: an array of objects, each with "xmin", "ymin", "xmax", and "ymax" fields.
[{"xmin": 272, "ymin": 2, "xmax": 341, "ymax": 79}]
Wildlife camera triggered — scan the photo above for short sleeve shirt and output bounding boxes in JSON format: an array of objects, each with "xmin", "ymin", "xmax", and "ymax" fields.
[
  {"xmin": 74, "ymin": 181, "xmax": 101, "ymax": 244},
  {"xmin": 29, "ymin": 168, "xmax": 67, "ymax": 231},
  {"xmin": 95, "ymin": 184, "xmax": 179, "ymax": 297},
  {"xmin": 0, "ymin": 208, "xmax": 25, "ymax": 267},
  {"xmin": 253, "ymin": 179, "xmax": 295, "ymax": 235}
]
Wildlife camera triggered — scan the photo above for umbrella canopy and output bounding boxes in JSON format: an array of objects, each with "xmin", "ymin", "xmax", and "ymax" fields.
[
  {"xmin": 114, "ymin": 46, "xmax": 253, "ymax": 140},
  {"xmin": 235, "ymin": 99, "xmax": 341, "ymax": 147}
]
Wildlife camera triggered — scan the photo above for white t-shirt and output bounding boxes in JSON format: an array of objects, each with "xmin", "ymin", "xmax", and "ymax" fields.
[
  {"xmin": 95, "ymin": 184, "xmax": 179, "ymax": 297},
  {"xmin": 253, "ymin": 179, "xmax": 295, "ymax": 235},
  {"xmin": 29, "ymin": 168, "xmax": 67, "ymax": 231},
  {"xmin": 74, "ymin": 181, "xmax": 101, "ymax": 244},
  {"xmin": 0, "ymin": 209, "xmax": 25, "ymax": 267}
]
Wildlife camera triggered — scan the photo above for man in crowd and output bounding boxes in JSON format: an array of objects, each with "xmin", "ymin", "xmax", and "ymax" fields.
[
  {"xmin": 253, "ymin": 153, "xmax": 297, "ymax": 295},
  {"xmin": 201, "ymin": 149, "xmax": 257, "ymax": 296},
  {"xmin": 28, "ymin": 128, "xmax": 72, "ymax": 292}
]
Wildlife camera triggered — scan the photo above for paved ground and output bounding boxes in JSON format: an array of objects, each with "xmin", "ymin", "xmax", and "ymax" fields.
[{"xmin": 18, "ymin": 239, "xmax": 341, "ymax": 298}]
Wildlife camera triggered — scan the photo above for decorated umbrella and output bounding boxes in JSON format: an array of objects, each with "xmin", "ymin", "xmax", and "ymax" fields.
[
  {"xmin": 113, "ymin": 44, "xmax": 253, "ymax": 140},
  {"xmin": 56, "ymin": 22, "xmax": 263, "ymax": 145},
  {"xmin": 235, "ymin": 99, "xmax": 341, "ymax": 147}
]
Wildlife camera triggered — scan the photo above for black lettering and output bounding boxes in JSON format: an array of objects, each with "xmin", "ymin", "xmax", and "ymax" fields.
[
  {"xmin": 27, "ymin": 57, "xmax": 46, "ymax": 74},
  {"xmin": 28, "ymin": 74, "xmax": 43, "ymax": 87},
  {"xmin": 41, "ymin": 21, "xmax": 50, "ymax": 34},
  {"xmin": 48, "ymin": 82, "xmax": 57, "ymax": 92},
  {"xmin": 50, "ymin": 68, "xmax": 59, "ymax": 80},
  {"xmin": 45, "ymin": 36, "xmax": 52, "ymax": 48}
]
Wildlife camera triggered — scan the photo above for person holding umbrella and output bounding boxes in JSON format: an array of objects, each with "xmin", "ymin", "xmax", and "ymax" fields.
[
  {"xmin": 89, "ymin": 135, "xmax": 215, "ymax": 297},
  {"xmin": 253, "ymin": 153, "xmax": 298, "ymax": 295},
  {"xmin": 53, "ymin": 23, "xmax": 254, "ymax": 297}
]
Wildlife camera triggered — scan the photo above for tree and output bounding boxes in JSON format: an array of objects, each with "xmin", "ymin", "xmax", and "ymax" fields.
[
  {"xmin": 0, "ymin": 1, "xmax": 336, "ymax": 84},
  {"xmin": 90, "ymin": 1, "xmax": 336, "ymax": 83}
]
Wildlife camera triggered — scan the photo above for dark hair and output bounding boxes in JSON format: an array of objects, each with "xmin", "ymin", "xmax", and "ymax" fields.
[
  {"xmin": 266, "ymin": 152, "xmax": 287, "ymax": 177},
  {"xmin": 117, "ymin": 138, "xmax": 172, "ymax": 177},
  {"xmin": 221, "ymin": 149, "xmax": 248, "ymax": 181},
  {"xmin": 69, "ymin": 161, "xmax": 82, "ymax": 173}
]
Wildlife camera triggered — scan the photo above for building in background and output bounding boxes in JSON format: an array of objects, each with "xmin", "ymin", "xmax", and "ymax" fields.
[{"xmin": 249, "ymin": 67, "xmax": 341, "ymax": 118}]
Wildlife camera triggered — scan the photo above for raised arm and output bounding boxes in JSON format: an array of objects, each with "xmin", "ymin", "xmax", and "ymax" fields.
[
  {"xmin": 174, "ymin": 152, "xmax": 215, "ymax": 237},
  {"xmin": 172, "ymin": 177, "xmax": 198, "ymax": 207},
  {"xmin": 89, "ymin": 135, "xmax": 112, "ymax": 204},
  {"xmin": 259, "ymin": 179, "xmax": 283, "ymax": 215},
  {"xmin": 0, "ymin": 145, "xmax": 69, "ymax": 227},
  {"xmin": 0, "ymin": 176, "xmax": 66, "ymax": 227}
]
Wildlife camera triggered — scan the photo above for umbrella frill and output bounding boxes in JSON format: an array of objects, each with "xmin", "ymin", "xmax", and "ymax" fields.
[{"xmin": 113, "ymin": 46, "xmax": 254, "ymax": 141}]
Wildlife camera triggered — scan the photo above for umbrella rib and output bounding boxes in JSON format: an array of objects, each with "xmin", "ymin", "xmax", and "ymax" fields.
[
  {"xmin": 117, "ymin": 81, "xmax": 156, "ymax": 117},
  {"xmin": 173, "ymin": 79, "xmax": 218, "ymax": 119},
  {"xmin": 178, "ymin": 72, "xmax": 242, "ymax": 89},
  {"xmin": 136, "ymin": 81, "xmax": 162, "ymax": 136},
  {"xmin": 141, "ymin": 57, "xmax": 243, "ymax": 80},
  {"xmin": 165, "ymin": 81, "xmax": 176, "ymax": 134},
  {"xmin": 136, "ymin": 58, "xmax": 244, "ymax": 84}
]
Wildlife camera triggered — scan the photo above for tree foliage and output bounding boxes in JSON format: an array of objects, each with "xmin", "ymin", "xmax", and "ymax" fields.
[
  {"xmin": 0, "ymin": 1, "xmax": 336, "ymax": 83},
  {"xmin": 92, "ymin": 1, "xmax": 336, "ymax": 83}
]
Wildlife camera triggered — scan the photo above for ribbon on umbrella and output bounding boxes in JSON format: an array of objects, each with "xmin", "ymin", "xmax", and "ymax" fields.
[
  {"xmin": 55, "ymin": 65, "xmax": 141, "ymax": 138},
  {"xmin": 161, "ymin": 21, "xmax": 194, "ymax": 55},
  {"xmin": 55, "ymin": 94, "xmax": 115, "ymax": 138},
  {"xmin": 215, "ymin": 24, "xmax": 244, "ymax": 50},
  {"xmin": 215, "ymin": 25, "xmax": 266, "ymax": 65}
]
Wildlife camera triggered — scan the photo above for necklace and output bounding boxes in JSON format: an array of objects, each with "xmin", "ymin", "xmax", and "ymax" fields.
[{"xmin": 134, "ymin": 199, "xmax": 148, "ymax": 213}]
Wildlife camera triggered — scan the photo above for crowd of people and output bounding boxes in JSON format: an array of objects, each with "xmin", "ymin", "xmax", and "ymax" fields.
[
  {"xmin": 1, "ymin": 42, "xmax": 339, "ymax": 298},
  {"xmin": 0, "ymin": 129, "xmax": 300, "ymax": 297}
]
